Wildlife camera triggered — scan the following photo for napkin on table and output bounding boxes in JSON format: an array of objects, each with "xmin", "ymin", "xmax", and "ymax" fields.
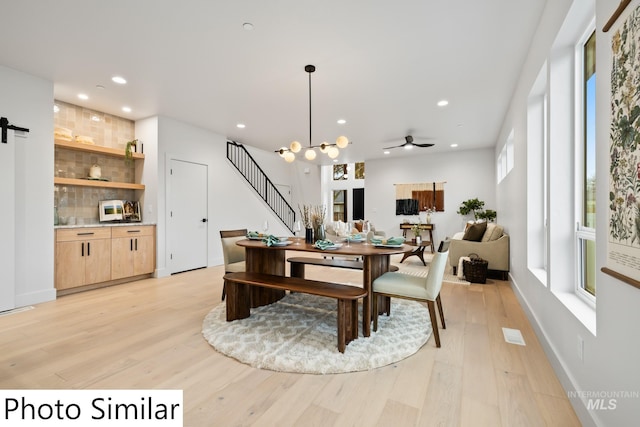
[
  {"xmin": 261, "ymin": 234, "xmax": 280, "ymax": 246},
  {"xmin": 371, "ymin": 236, "xmax": 405, "ymax": 245},
  {"xmin": 314, "ymin": 239, "xmax": 337, "ymax": 250},
  {"xmin": 247, "ymin": 231, "xmax": 260, "ymax": 238}
]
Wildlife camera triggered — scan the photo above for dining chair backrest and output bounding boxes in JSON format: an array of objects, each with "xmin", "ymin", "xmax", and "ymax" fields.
[
  {"xmin": 366, "ymin": 230, "xmax": 374, "ymax": 243},
  {"xmin": 424, "ymin": 250, "xmax": 449, "ymax": 301},
  {"xmin": 220, "ymin": 229, "xmax": 247, "ymax": 267}
]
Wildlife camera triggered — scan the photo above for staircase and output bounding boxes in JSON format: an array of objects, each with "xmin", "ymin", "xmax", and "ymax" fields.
[{"xmin": 227, "ymin": 140, "xmax": 296, "ymax": 232}]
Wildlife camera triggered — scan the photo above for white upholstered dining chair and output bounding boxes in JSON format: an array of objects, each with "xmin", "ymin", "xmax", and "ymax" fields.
[
  {"xmin": 219, "ymin": 229, "xmax": 247, "ymax": 301},
  {"xmin": 372, "ymin": 242, "xmax": 449, "ymax": 347}
]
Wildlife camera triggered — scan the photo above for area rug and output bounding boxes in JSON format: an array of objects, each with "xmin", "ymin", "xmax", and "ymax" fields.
[{"xmin": 202, "ymin": 292, "xmax": 431, "ymax": 374}]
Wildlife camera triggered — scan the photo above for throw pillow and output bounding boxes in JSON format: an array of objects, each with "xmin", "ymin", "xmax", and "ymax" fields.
[
  {"xmin": 354, "ymin": 221, "xmax": 363, "ymax": 232},
  {"xmin": 489, "ymin": 224, "xmax": 504, "ymax": 241},
  {"xmin": 463, "ymin": 221, "xmax": 487, "ymax": 241},
  {"xmin": 481, "ymin": 223, "xmax": 496, "ymax": 242}
]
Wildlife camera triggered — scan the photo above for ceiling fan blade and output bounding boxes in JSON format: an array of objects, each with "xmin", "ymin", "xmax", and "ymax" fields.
[
  {"xmin": 383, "ymin": 143, "xmax": 405, "ymax": 150},
  {"xmin": 412, "ymin": 143, "xmax": 434, "ymax": 147}
]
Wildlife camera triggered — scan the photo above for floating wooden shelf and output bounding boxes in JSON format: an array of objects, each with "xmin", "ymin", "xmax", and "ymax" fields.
[
  {"xmin": 54, "ymin": 139, "xmax": 144, "ymax": 159},
  {"xmin": 54, "ymin": 177, "xmax": 145, "ymax": 190}
]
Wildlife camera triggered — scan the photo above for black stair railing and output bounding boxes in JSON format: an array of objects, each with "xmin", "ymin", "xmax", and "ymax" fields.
[{"xmin": 226, "ymin": 140, "xmax": 296, "ymax": 232}]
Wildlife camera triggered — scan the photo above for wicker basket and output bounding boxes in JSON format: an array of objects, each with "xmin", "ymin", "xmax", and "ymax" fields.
[{"xmin": 463, "ymin": 253, "xmax": 488, "ymax": 284}]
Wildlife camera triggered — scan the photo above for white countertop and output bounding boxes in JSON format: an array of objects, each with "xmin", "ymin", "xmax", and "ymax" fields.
[{"xmin": 55, "ymin": 222, "xmax": 156, "ymax": 229}]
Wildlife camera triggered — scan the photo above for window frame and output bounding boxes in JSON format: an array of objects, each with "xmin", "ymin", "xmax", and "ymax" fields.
[{"xmin": 574, "ymin": 25, "xmax": 596, "ymax": 305}]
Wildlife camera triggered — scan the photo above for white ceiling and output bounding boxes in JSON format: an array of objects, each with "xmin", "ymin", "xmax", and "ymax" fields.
[{"xmin": 1, "ymin": 1, "xmax": 546, "ymax": 164}]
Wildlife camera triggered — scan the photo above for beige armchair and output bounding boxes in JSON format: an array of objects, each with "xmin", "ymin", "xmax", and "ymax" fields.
[{"xmin": 448, "ymin": 224, "xmax": 509, "ymax": 280}]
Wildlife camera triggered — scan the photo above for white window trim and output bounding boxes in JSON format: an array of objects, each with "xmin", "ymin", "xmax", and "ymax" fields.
[{"xmin": 573, "ymin": 20, "xmax": 596, "ymax": 303}]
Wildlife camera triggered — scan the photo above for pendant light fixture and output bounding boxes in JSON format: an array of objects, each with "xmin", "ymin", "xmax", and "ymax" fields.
[{"xmin": 276, "ymin": 65, "xmax": 349, "ymax": 162}]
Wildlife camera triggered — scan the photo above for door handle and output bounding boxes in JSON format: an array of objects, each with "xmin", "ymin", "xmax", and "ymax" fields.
[{"xmin": 201, "ymin": 218, "xmax": 208, "ymax": 223}]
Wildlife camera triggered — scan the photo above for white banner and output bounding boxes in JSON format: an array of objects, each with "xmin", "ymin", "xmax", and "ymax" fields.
[{"xmin": 0, "ymin": 390, "xmax": 183, "ymax": 426}]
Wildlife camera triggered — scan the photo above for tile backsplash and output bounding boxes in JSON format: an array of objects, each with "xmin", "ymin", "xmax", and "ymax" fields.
[{"xmin": 54, "ymin": 101, "xmax": 137, "ymax": 225}]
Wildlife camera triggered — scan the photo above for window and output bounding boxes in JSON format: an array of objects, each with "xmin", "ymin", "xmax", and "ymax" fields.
[
  {"xmin": 497, "ymin": 129, "xmax": 515, "ymax": 183},
  {"xmin": 332, "ymin": 190, "xmax": 347, "ymax": 221},
  {"xmin": 577, "ymin": 30, "xmax": 596, "ymax": 298},
  {"xmin": 333, "ymin": 164, "xmax": 347, "ymax": 180}
]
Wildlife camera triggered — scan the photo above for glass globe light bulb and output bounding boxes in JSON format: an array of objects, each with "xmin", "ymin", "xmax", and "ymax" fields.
[
  {"xmin": 336, "ymin": 136, "xmax": 349, "ymax": 148},
  {"xmin": 328, "ymin": 146, "xmax": 339, "ymax": 159},
  {"xmin": 305, "ymin": 148, "xmax": 317, "ymax": 160},
  {"xmin": 284, "ymin": 151, "xmax": 295, "ymax": 162},
  {"xmin": 290, "ymin": 140, "xmax": 302, "ymax": 153}
]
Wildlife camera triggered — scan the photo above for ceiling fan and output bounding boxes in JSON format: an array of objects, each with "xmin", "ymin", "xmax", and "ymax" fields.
[{"xmin": 384, "ymin": 135, "xmax": 434, "ymax": 150}]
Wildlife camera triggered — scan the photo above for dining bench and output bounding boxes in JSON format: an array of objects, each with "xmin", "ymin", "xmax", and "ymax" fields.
[
  {"xmin": 287, "ymin": 256, "xmax": 399, "ymax": 279},
  {"xmin": 223, "ymin": 272, "xmax": 367, "ymax": 352}
]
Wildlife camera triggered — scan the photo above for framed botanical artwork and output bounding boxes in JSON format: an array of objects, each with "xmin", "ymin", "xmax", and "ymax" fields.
[{"xmin": 604, "ymin": 0, "xmax": 640, "ymax": 289}]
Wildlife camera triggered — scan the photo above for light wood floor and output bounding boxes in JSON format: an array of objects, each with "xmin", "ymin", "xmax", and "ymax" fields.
[{"xmin": 0, "ymin": 253, "xmax": 580, "ymax": 426}]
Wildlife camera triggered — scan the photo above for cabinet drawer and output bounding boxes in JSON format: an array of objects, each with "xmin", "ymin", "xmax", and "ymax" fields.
[
  {"xmin": 56, "ymin": 227, "xmax": 111, "ymax": 242},
  {"xmin": 111, "ymin": 225, "xmax": 155, "ymax": 238}
]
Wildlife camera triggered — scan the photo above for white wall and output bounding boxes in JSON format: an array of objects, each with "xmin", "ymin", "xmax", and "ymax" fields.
[
  {"xmin": 0, "ymin": 66, "xmax": 56, "ymax": 308},
  {"xmin": 364, "ymin": 148, "xmax": 497, "ymax": 243},
  {"xmin": 499, "ymin": 0, "xmax": 640, "ymax": 425},
  {"xmin": 136, "ymin": 116, "xmax": 320, "ymax": 277}
]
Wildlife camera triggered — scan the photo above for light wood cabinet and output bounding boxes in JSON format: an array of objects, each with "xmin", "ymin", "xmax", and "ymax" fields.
[
  {"xmin": 55, "ymin": 228, "xmax": 112, "ymax": 290},
  {"xmin": 111, "ymin": 226, "xmax": 156, "ymax": 280},
  {"xmin": 55, "ymin": 225, "xmax": 155, "ymax": 293}
]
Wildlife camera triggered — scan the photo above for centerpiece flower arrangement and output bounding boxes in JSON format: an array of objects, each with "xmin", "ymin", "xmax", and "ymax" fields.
[
  {"xmin": 411, "ymin": 223, "xmax": 422, "ymax": 239},
  {"xmin": 299, "ymin": 204, "xmax": 327, "ymax": 242}
]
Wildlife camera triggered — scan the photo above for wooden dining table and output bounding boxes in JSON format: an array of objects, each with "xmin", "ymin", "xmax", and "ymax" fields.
[{"xmin": 236, "ymin": 238, "xmax": 410, "ymax": 337}]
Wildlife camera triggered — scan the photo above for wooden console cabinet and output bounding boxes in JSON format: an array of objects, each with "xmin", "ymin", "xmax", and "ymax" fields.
[
  {"xmin": 55, "ymin": 225, "xmax": 155, "ymax": 294},
  {"xmin": 55, "ymin": 227, "xmax": 112, "ymax": 290},
  {"xmin": 111, "ymin": 225, "xmax": 155, "ymax": 280}
]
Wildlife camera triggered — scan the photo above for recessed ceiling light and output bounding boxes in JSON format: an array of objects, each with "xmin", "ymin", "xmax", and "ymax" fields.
[
  {"xmin": 78, "ymin": 93, "xmax": 89, "ymax": 100},
  {"xmin": 243, "ymin": 22, "xmax": 254, "ymax": 30},
  {"xmin": 384, "ymin": 150, "xmax": 390, "ymax": 155},
  {"xmin": 112, "ymin": 76, "xmax": 127, "ymax": 84},
  {"xmin": 337, "ymin": 119, "xmax": 346, "ymax": 124},
  {"xmin": 122, "ymin": 106, "xmax": 132, "ymax": 113},
  {"xmin": 450, "ymin": 143, "xmax": 458, "ymax": 148},
  {"xmin": 53, "ymin": 105, "xmax": 60, "ymax": 113},
  {"xmin": 91, "ymin": 115, "xmax": 101, "ymax": 122},
  {"xmin": 437, "ymin": 99, "xmax": 449, "ymax": 107},
  {"xmin": 236, "ymin": 123, "xmax": 246, "ymax": 129}
]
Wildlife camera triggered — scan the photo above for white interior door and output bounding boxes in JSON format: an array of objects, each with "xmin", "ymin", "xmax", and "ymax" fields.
[
  {"xmin": 0, "ymin": 133, "xmax": 16, "ymax": 311},
  {"xmin": 168, "ymin": 159, "xmax": 208, "ymax": 274}
]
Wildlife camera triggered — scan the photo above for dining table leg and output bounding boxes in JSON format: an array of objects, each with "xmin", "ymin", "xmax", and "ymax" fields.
[
  {"xmin": 362, "ymin": 254, "xmax": 391, "ymax": 337},
  {"xmin": 245, "ymin": 247, "xmax": 286, "ymax": 307}
]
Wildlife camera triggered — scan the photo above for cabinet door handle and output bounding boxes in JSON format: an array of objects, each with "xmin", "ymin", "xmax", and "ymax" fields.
[
  {"xmin": 81, "ymin": 242, "xmax": 85, "ymax": 257},
  {"xmin": 135, "ymin": 238, "xmax": 138, "ymax": 251},
  {"xmin": 87, "ymin": 242, "xmax": 91, "ymax": 256},
  {"xmin": 130, "ymin": 238, "xmax": 133, "ymax": 251},
  {"xmin": 77, "ymin": 232, "xmax": 95, "ymax": 236},
  {"xmin": 127, "ymin": 230, "xmax": 141, "ymax": 233}
]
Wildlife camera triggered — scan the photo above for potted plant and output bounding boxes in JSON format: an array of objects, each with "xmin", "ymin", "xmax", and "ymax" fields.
[
  {"xmin": 125, "ymin": 139, "xmax": 138, "ymax": 164},
  {"xmin": 411, "ymin": 223, "xmax": 422, "ymax": 244},
  {"xmin": 457, "ymin": 198, "xmax": 497, "ymax": 222}
]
